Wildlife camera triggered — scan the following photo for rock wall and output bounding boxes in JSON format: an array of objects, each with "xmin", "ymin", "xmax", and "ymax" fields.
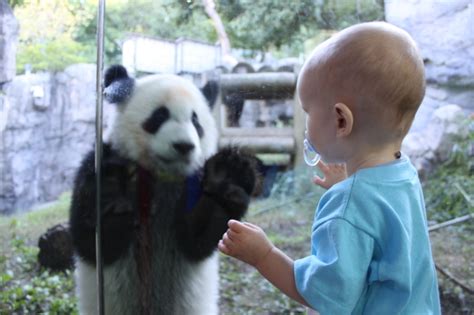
[
  {"xmin": 402, "ymin": 104, "xmax": 470, "ymax": 179},
  {"xmin": 0, "ymin": 64, "xmax": 114, "ymax": 214},
  {"xmin": 0, "ymin": 0, "xmax": 18, "ymax": 84},
  {"xmin": 385, "ymin": 0, "xmax": 474, "ymax": 132}
]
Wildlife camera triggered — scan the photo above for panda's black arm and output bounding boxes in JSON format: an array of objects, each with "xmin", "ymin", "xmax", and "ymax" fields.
[
  {"xmin": 176, "ymin": 147, "xmax": 258, "ymax": 261},
  {"xmin": 69, "ymin": 144, "xmax": 136, "ymax": 266},
  {"xmin": 176, "ymin": 193, "xmax": 248, "ymax": 261}
]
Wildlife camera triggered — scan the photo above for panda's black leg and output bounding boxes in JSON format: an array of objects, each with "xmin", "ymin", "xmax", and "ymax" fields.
[
  {"xmin": 176, "ymin": 147, "xmax": 258, "ymax": 261},
  {"xmin": 69, "ymin": 145, "xmax": 137, "ymax": 265}
]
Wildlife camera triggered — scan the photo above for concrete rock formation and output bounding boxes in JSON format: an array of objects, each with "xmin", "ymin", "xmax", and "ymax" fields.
[
  {"xmin": 0, "ymin": 0, "xmax": 19, "ymax": 84},
  {"xmin": 0, "ymin": 64, "xmax": 115, "ymax": 214},
  {"xmin": 385, "ymin": 0, "xmax": 474, "ymax": 132}
]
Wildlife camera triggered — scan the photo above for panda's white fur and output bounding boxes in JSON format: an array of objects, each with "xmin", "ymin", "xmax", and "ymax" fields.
[
  {"xmin": 73, "ymin": 72, "xmax": 221, "ymax": 314},
  {"xmin": 75, "ymin": 252, "xmax": 219, "ymax": 315},
  {"xmin": 111, "ymin": 74, "xmax": 218, "ymax": 176}
]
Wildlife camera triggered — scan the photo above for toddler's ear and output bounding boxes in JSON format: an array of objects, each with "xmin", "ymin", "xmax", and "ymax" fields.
[{"xmin": 334, "ymin": 103, "xmax": 353, "ymax": 137}]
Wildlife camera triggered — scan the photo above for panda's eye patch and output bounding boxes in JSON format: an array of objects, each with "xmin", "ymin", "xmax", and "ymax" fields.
[
  {"xmin": 142, "ymin": 106, "xmax": 170, "ymax": 134},
  {"xmin": 192, "ymin": 111, "xmax": 204, "ymax": 138}
]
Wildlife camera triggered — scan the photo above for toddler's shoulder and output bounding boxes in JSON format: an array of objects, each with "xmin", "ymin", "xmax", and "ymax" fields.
[
  {"xmin": 316, "ymin": 174, "xmax": 388, "ymax": 228},
  {"xmin": 316, "ymin": 176, "xmax": 355, "ymax": 222}
]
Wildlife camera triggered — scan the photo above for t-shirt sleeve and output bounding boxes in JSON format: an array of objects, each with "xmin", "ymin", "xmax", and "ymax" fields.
[{"xmin": 294, "ymin": 219, "xmax": 374, "ymax": 314}]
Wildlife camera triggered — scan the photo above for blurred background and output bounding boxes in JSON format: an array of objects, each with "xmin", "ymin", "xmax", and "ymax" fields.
[{"xmin": 0, "ymin": 0, "xmax": 472, "ymax": 314}]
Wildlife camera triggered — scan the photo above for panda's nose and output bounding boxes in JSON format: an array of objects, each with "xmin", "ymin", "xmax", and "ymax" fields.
[{"xmin": 173, "ymin": 142, "xmax": 195, "ymax": 155}]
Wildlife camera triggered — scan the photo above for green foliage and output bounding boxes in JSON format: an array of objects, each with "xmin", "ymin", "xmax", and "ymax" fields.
[
  {"xmin": 74, "ymin": 0, "xmax": 217, "ymax": 65},
  {"xmin": 13, "ymin": 0, "xmax": 385, "ymax": 72},
  {"xmin": 0, "ymin": 237, "xmax": 77, "ymax": 314},
  {"xmin": 315, "ymin": 0, "xmax": 385, "ymax": 29},
  {"xmin": 16, "ymin": 37, "xmax": 92, "ymax": 73},
  {"xmin": 14, "ymin": 0, "xmax": 96, "ymax": 73},
  {"xmin": 0, "ymin": 193, "xmax": 75, "ymax": 314},
  {"xmin": 182, "ymin": 0, "xmax": 384, "ymax": 56},
  {"xmin": 423, "ymin": 120, "xmax": 474, "ymax": 223},
  {"xmin": 0, "ymin": 193, "xmax": 71, "ymax": 255},
  {"xmin": 224, "ymin": 0, "xmax": 317, "ymax": 51},
  {"xmin": 7, "ymin": 0, "xmax": 24, "ymax": 8}
]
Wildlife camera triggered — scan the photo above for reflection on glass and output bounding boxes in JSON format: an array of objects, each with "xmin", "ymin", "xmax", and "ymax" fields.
[{"xmin": 1, "ymin": 0, "xmax": 467, "ymax": 314}]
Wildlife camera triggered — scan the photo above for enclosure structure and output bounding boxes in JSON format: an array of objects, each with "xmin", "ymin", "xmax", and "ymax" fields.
[
  {"xmin": 215, "ymin": 69, "xmax": 305, "ymax": 168},
  {"xmin": 122, "ymin": 34, "xmax": 222, "ymax": 75}
]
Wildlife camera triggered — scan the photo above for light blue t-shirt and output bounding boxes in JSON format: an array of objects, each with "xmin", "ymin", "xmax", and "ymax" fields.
[{"xmin": 294, "ymin": 155, "xmax": 441, "ymax": 314}]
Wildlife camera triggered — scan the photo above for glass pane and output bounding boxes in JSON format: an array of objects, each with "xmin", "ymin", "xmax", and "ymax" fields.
[{"xmin": 1, "ymin": 1, "xmax": 472, "ymax": 314}]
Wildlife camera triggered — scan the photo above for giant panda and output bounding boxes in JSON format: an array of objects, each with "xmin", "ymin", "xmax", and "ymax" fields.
[{"xmin": 69, "ymin": 65, "xmax": 258, "ymax": 315}]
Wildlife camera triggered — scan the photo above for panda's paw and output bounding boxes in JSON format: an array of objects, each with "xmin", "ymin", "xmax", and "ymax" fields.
[
  {"xmin": 203, "ymin": 147, "xmax": 258, "ymax": 217},
  {"xmin": 100, "ymin": 150, "xmax": 136, "ymax": 216}
]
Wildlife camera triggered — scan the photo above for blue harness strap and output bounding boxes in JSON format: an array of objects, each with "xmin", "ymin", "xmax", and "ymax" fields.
[{"xmin": 184, "ymin": 171, "xmax": 203, "ymax": 213}]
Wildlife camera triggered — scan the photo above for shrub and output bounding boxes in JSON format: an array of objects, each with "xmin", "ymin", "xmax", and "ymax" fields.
[
  {"xmin": 0, "ymin": 236, "xmax": 77, "ymax": 314},
  {"xmin": 423, "ymin": 119, "xmax": 474, "ymax": 223}
]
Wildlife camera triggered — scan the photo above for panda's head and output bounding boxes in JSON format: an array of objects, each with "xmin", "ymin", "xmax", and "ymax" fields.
[{"xmin": 104, "ymin": 65, "xmax": 219, "ymax": 177}]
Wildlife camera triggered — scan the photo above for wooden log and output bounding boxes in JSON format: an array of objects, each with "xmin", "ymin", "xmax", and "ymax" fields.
[
  {"xmin": 220, "ymin": 73, "xmax": 296, "ymax": 100},
  {"xmin": 220, "ymin": 127, "xmax": 293, "ymax": 137},
  {"xmin": 219, "ymin": 136, "xmax": 295, "ymax": 153},
  {"xmin": 256, "ymin": 153, "xmax": 292, "ymax": 166},
  {"xmin": 231, "ymin": 62, "xmax": 255, "ymax": 73}
]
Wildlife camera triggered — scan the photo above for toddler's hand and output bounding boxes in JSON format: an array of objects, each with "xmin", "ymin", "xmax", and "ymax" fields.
[
  {"xmin": 313, "ymin": 161, "xmax": 347, "ymax": 189},
  {"xmin": 218, "ymin": 220, "xmax": 274, "ymax": 268}
]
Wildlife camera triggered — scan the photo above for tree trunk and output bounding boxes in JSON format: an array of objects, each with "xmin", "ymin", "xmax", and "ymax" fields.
[{"xmin": 202, "ymin": 0, "xmax": 236, "ymax": 65}]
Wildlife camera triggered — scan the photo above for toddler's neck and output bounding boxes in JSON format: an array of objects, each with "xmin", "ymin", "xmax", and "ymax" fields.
[{"xmin": 345, "ymin": 144, "xmax": 402, "ymax": 177}]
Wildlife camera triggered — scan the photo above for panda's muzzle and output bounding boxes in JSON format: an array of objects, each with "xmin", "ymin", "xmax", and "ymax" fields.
[{"xmin": 173, "ymin": 142, "xmax": 195, "ymax": 156}]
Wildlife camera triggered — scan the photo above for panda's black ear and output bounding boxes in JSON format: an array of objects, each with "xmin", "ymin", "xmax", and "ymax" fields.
[
  {"xmin": 201, "ymin": 80, "xmax": 219, "ymax": 109},
  {"xmin": 103, "ymin": 65, "xmax": 135, "ymax": 104}
]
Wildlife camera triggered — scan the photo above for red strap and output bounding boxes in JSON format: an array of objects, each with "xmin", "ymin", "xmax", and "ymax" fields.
[
  {"xmin": 138, "ymin": 166, "xmax": 152, "ymax": 225},
  {"xmin": 136, "ymin": 166, "xmax": 152, "ymax": 315}
]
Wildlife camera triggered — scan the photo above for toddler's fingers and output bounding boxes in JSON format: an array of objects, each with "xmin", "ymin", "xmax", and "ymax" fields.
[
  {"xmin": 242, "ymin": 222, "xmax": 261, "ymax": 230},
  {"xmin": 331, "ymin": 164, "xmax": 342, "ymax": 172},
  {"xmin": 331, "ymin": 163, "xmax": 346, "ymax": 172},
  {"xmin": 228, "ymin": 219, "xmax": 247, "ymax": 232},
  {"xmin": 222, "ymin": 232, "xmax": 234, "ymax": 246},
  {"xmin": 227, "ymin": 229, "xmax": 239, "ymax": 241},
  {"xmin": 313, "ymin": 175, "xmax": 330, "ymax": 189},
  {"xmin": 317, "ymin": 160, "xmax": 329, "ymax": 173},
  {"xmin": 312, "ymin": 175, "xmax": 322, "ymax": 184},
  {"xmin": 218, "ymin": 240, "xmax": 231, "ymax": 255}
]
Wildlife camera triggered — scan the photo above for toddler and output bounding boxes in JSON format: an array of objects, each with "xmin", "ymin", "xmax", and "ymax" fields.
[{"xmin": 218, "ymin": 21, "xmax": 441, "ymax": 314}]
